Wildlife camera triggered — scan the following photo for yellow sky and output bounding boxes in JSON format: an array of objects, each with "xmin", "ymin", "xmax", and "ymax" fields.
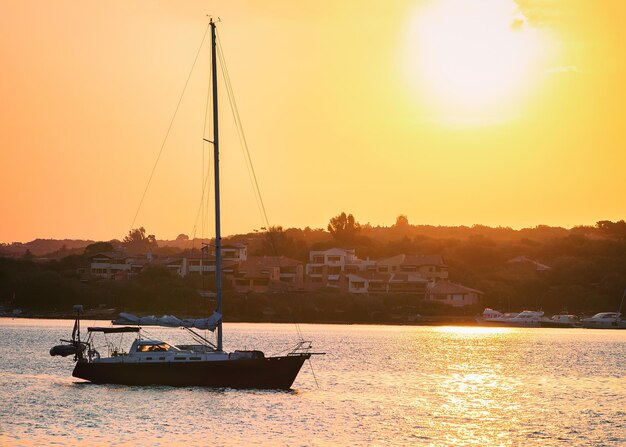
[{"xmin": 1, "ymin": 0, "xmax": 625, "ymax": 242}]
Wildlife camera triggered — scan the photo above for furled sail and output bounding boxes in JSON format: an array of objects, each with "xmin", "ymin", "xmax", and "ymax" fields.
[{"xmin": 112, "ymin": 312, "xmax": 222, "ymax": 331}]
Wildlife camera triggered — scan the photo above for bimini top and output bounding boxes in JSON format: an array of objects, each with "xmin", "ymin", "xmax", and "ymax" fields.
[
  {"xmin": 112, "ymin": 312, "xmax": 222, "ymax": 331},
  {"xmin": 87, "ymin": 326, "xmax": 141, "ymax": 333}
]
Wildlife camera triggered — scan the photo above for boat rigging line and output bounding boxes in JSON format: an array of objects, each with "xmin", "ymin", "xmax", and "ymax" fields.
[{"xmin": 216, "ymin": 30, "xmax": 267, "ymax": 225}]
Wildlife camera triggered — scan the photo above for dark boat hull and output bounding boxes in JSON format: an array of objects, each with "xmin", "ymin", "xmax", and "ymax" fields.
[
  {"xmin": 72, "ymin": 354, "xmax": 310, "ymax": 389},
  {"xmin": 539, "ymin": 321, "xmax": 580, "ymax": 328}
]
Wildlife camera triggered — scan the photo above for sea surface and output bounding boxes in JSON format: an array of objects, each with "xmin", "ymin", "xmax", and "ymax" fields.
[{"xmin": 0, "ymin": 318, "xmax": 624, "ymax": 446}]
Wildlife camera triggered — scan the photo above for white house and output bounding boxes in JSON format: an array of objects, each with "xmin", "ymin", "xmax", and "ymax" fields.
[
  {"xmin": 426, "ymin": 281, "xmax": 483, "ymax": 307},
  {"xmin": 306, "ymin": 248, "xmax": 376, "ymax": 288},
  {"xmin": 376, "ymin": 254, "xmax": 448, "ymax": 282},
  {"xmin": 89, "ymin": 252, "xmax": 137, "ymax": 279},
  {"xmin": 347, "ymin": 271, "xmax": 429, "ymax": 295}
]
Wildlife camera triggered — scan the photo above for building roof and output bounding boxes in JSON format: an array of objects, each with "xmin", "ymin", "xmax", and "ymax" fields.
[
  {"xmin": 348, "ymin": 271, "xmax": 428, "ymax": 284},
  {"xmin": 428, "ymin": 281, "xmax": 483, "ymax": 295},
  {"xmin": 89, "ymin": 251, "xmax": 128, "ymax": 260},
  {"xmin": 222, "ymin": 243, "xmax": 247, "ymax": 249},
  {"xmin": 389, "ymin": 272, "xmax": 428, "ymax": 283},
  {"xmin": 237, "ymin": 256, "xmax": 300, "ymax": 279},
  {"xmin": 153, "ymin": 257, "xmax": 184, "ymax": 266},
  {"xmin": 378, "ymin": 254, "xmax": 446, "ymax": 267},
  {"xmin": 507, "ymin": 256, "xmax": 551, "ymax": 271},
  {"xmin": 309, "ymin": 247, "xmax": 355, "ymax": 256}
]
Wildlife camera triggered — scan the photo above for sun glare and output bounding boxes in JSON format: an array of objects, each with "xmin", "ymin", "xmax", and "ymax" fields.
[
  {"xmin": 435, "ymin": 326, "xmax": 512, "ymax": 335},
  {"xmin": 403, "ymin": 0, "xmax": 545, "ymax": 120}
]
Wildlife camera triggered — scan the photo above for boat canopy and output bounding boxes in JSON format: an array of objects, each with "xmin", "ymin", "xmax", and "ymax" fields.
[
  {"xmin": 87, "ymin": 326, "xmax": 141, "ymax": 333},
  {"xmin": 112, "ymin": 312, "xmax": 222, "ymax": 331}
]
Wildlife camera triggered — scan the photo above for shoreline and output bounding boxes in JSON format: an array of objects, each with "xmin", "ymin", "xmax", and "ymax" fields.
[{"xmin": 1, "ymin": 312, "xmax": 480, "ymax": 327}]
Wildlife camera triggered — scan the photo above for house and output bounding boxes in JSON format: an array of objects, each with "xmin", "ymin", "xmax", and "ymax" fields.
[
  {"xmin": 426, "ymin": 281, "xmax": 483, "ymax": 307},
  {"xmin": 165, "ymin": 244, "xmax": 249, "ymax": 277},
  {"xmin": 347, "ymin": 271, "xmax": 429, "ymax": 295},
  {"xmin": 305, "ymin": 248, "xmax": 375, "ymax": 289},
  {"xmin": 231, "ymin": 256, "xmax": 303, "ymax": 293},
  {"xmin": 89, "ymin": 252, "xmax": 137, "ymax": 279},
  {"xmin": 185, "ymin": 254, "xmax": 216, "ymax": 276},
  {"xmin": 220, "ymin": 243, "xmax": 248, "ymax": 263},
  {"xmin": 376, "ymin": 254, "xmax": 448, "ymax": 282},
  {"xmin": 154, "ymin": 257, "xmax": 186, "ymax": 277}
]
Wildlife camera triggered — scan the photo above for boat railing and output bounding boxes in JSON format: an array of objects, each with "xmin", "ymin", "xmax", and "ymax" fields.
[{"xmin": 287, "ymin": 340, "xmax": 325, "ymax": 357}]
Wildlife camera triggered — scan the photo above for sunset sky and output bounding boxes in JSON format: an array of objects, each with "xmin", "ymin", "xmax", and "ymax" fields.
[{"xmin": 1, "ymin": 0, "xmax": 625, "ymax": 243}]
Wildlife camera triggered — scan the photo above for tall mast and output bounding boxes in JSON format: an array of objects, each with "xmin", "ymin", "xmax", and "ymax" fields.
[{"xmin": 210, "ymin": 19, "xmax": 223, "ymax": 351}]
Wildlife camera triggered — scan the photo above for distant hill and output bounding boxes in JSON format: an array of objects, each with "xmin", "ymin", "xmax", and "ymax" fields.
[
  {"xmin": 0, "ymin": 239, "xmax": 95, "ymax": 257},
  {"xmin": 1, "ymin": 220, "xmax": 621, "ymax": 259}
]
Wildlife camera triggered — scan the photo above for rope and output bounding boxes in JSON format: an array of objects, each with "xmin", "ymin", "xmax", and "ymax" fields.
[
  {"xmin": 308, "ymin": 359, "xmax": 320, "ymax": 389},
  {"xmin": 216, "ymin": 31, "xmax": 266, "ymax": 221}
]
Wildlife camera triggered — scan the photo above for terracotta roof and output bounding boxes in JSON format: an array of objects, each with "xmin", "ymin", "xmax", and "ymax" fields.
[
  {"xmin": 378, "ymin": 254, "xmax": 446, "ymax": 267},
  {"xmin": 428, "ymin": 281, "xmax": 483, "ymax": 295},
  {"xmin": 348, "ymin": 271, "xmax": 391, "ymax": 282},
  {"xmin": 237, "ymin": 256, "xmax": 300, "ymax": 279},
  {"xmin": 310, "ymin": 248, "xmax": 355, "ymax": 256},
  {"xmin": 349, "ymin": 271, "xmax": 428, "ymax": 284}
]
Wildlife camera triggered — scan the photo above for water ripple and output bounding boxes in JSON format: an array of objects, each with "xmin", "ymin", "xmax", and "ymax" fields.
[{"xmin": 0, "ymin": 320, "xmax": 625, "ymax": 446}]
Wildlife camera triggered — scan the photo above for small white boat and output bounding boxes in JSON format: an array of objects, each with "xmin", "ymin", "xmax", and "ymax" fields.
[
  {"xmin": 477, "ymin": 308, "xmax": 547, "ymax": 327},
  {"xmin": 539, "ymin": 314, "xmax": 581, "ymax": 328},
  {"xmin": 581, "ymin": 288, "xmax": 626, "ymax": 329},
  {"xmin": 503, "ymin": 310, "xmax": 547, "ymax": 327},
  {"xmin": 476, "ymin": 308, "xmax": 517, "ymax": 325},
  {"xmin": 580, "ymin": 312, "xmax": 626, "ymax": 329}
]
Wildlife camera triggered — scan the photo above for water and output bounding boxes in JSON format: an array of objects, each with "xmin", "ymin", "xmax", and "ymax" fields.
[{"xmin": 1, "ymin": 318, "xmax": 625, "ymax": 446}]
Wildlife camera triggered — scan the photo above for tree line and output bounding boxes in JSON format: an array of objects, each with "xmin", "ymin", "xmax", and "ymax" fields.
[{"xmin": 1, "ymin": 216, "xmax": 626, "ymax": 318}]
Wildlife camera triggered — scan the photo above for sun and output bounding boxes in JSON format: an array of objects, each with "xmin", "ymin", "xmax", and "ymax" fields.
[{"xmin": 402, "ymin": 0, "xmax": 545, "ymax": 120}]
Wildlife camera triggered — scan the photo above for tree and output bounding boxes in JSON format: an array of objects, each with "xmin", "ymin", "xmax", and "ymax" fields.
[
  {"xmin": 84, "ymin": 241, "xmax": 114, "ymax": 255},
  {"xmin": 123, "ymin": 227, "xmax": 158, "ymax": 254},
  {"xmin": 258, "ymin": 226, "xmax": 308, "ymax": 260},
  {"xmin": 395, "ymin": 215, "xmax": 409, "ymax": 228},
  {"xmin": 261, "ymin": 226, "xmax": 289, "ymax": 255},
  {"xmin": 327, "ymin": 212, "xmax": 361, "ymax": 243},
  {"xmin": 176, "ymin": 234, "xmax": 189, "ymax": 241},
  {"xmin": 596, "ymin": 220, "xmax": 626, "ymax": 240}
]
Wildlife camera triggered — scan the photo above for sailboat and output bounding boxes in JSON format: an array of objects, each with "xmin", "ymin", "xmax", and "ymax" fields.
[{"xmin": 50, "ymin": 20, "xmax": 314, "ymax": 389}]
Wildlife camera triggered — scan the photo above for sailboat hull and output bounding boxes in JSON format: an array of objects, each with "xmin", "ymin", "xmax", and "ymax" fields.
[{"xmin": 72, "ymin": 354, "xmax": 311, "ymax": 389}]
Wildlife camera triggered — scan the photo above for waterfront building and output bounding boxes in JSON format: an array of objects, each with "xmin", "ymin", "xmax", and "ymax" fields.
[{"xmin": 426, "ymin": 281, "xmax": 483, "ymax": 307}]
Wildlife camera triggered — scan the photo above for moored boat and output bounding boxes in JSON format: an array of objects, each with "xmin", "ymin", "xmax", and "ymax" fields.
[
  {"xmin": 581, "ymin": 288, "xmax": 626, "ymax": 329},
  {"xmin": 580, "ymin": 312, "xmax": 626, "ymax": 330},
  {"xmin": 476, "ymin": 308, "xmax": 518, "ymax": 325},
  {"xmin": 477, "ymin": 308, "xmax": 547, "ymax": 327},
  {"xmin": 539, "ymin": 314, "xmax": 581, "ymax": 328}
]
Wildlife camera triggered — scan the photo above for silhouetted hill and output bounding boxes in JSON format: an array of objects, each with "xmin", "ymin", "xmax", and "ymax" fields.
[{"xmin": 0, "ymin": 239, "xmax": 95, "ymax": 257}]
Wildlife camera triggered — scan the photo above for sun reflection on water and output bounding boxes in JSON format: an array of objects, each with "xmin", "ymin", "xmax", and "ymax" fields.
[
  {"xmin": 2, "ymin": 322, "xmax": 625, "ymax": 446},
  {"xmin": 434, "ymin": 325, "xmax": 513, "ymax": 335}
]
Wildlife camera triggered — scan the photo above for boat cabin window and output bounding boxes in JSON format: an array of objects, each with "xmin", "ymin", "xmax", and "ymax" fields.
[{"xmin": 137, "ymin": 343, "xmax": 172, "ymax": 352}]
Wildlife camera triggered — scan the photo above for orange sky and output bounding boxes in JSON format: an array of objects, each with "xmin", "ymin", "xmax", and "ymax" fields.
[{"xmin": 1, "ymin": 0, "xmax": 625, "ymax": 243}]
